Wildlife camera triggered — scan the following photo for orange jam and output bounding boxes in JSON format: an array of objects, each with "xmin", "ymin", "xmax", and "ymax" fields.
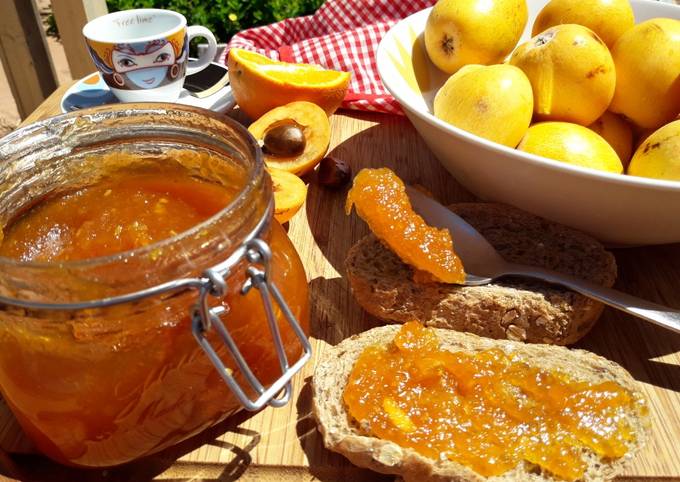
[
  {"xmin": 346, "ymin": 168, "xmax": 464, "ymax": 284},
  {"xmin": 343, "ymin": 322, "xmax": 643, "ymax": 481},
  {"xmin": 0, "ymin": 164, "xmax": 309, "ymax": 467},
  {"xmin": 0, "ymin": 173, "xmax": 237, "ymax": 261}
]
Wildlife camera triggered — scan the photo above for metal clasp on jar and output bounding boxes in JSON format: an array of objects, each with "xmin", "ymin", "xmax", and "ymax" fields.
[{"xmin": 192, "ymin": 237, "xmax": 311, "ymax": 411}]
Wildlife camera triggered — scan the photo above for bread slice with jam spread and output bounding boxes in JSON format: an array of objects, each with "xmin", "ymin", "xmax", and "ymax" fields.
[
  {"xmin": 345, "ymin": 203, "xmax": 617, "ymax": 345},
  {"xmin": 312, "ymin": 324, "xmax": 650, "ymax": 482}
]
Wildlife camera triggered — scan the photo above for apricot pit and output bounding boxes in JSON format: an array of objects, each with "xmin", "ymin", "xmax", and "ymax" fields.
[
  {"xmin": 263, "ymin": 124, "xmax": 306, "ymax": 157},
  {"xmin": 249, "ymin": 101, "xmax": 331, "ymax": 176}
]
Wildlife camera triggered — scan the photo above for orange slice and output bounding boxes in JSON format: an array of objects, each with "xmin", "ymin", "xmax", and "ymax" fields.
[
  {"xmin": 346, "ymin": 168, "xmax": 465, "ymax": 284},
  {"xmin": 228, "ymin": 48, "xmax": 351, "ymax": 120}
]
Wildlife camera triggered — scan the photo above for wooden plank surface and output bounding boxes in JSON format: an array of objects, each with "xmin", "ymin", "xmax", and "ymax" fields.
[
  {"xmin": 0, "ymin": 0, "xmax": 58, "ymax": 119},
  {"xmin": 1, "ymin": 89, "xmax": 679, "ymax": 481},
  {"xmin": 51, "ymin": 0, "xmax": 108, "ymax": 80}
]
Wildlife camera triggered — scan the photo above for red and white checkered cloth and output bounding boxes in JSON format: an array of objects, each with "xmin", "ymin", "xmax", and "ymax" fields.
[{"xmin": 221, "ymin": 0, "xmax": 434, "ymax": 115}]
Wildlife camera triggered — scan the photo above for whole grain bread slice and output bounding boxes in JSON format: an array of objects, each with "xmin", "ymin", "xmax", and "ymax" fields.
[
  {"xmin": 312, "ymin": 324, "xmax": 650, "ymax": 482},
  {"xmin": 345, "ymin": 203, "xmax": 617, "ymax": 345}
]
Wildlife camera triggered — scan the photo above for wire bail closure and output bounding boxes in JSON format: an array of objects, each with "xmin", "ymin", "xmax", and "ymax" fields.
[{"xmin": 191, "ymin": 237, "xmax": 312, "ymax": 411}]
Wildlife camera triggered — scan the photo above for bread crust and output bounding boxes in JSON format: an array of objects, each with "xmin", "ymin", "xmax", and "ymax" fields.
[
  {"xmin": 345, "ymin": 203, "xmax": 617, "ymax": 345},
  {"xmin": 312, "ymin": 325, "xmax": 650, "ymax": 482}
]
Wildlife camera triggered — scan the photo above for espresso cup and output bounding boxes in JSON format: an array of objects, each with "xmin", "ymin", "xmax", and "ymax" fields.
[{"xmin": 83, "ymin": 9, "xmax": 217, "ymax": 102}]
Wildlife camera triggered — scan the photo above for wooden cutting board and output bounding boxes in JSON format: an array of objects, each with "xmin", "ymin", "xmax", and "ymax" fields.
[{"xmin": 0, "ymin": 86, "xmax": 678, "ymax": 481}]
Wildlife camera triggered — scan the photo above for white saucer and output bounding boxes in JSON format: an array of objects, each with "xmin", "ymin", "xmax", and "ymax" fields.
[{"xmin": 60, "ymin": 72, "xmax": 235, "ymax": 114}]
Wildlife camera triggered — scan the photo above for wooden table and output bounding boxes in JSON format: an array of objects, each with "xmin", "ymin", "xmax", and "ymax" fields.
[{"xmin": 0, "ymin": 84, "xmax": 678, "ymax": 481}]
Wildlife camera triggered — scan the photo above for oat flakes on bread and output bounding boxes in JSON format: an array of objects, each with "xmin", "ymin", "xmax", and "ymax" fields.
[
  {"xmin": 312, "ymin": 324, "xmax": 650, "ymax": 482},
  {"xmin": 345, "ymin": 203, "xmax": 617, "ymax": 345}
]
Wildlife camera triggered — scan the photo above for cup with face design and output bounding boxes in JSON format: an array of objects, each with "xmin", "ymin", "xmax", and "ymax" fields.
[{"xmin": 83, "ymin": 9, "xmax": 217, "ymax": 102}]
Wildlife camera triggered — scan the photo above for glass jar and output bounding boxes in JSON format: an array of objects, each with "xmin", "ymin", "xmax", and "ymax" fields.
[{"xmin": 0, "ymin": 104, "xmax": 310, "ymax": 467}]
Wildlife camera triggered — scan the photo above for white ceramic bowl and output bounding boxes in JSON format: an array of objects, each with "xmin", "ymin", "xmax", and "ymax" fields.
[{"xmin": 377, "ymin": 0, "xmax": 680, "ymax": 246}]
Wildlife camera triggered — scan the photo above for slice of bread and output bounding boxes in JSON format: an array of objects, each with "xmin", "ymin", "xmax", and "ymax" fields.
[
  {"xmin": 345, "ymin": 203, "xmax": 617, "ymax": 345},
  {"xmin": 312, "ymin": 325, "xmax": 650, "ymax": 482}
]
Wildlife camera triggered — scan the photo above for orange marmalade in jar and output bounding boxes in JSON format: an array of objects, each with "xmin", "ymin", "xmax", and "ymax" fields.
[{"xmin": 0, "ymin": 105, "xmax": 310, "ymax": 467}]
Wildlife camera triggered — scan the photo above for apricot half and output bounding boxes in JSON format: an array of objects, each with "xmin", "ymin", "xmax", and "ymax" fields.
[
  {"xmin": 249, "ymin": 101, "xmax": 331, "ymax": 176},
  {"xmin": 268, "ymin": 167, "xmax": 307, "ymax": 224}
]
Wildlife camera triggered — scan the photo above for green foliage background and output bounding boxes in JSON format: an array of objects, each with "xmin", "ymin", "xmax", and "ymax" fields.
[{"xmin": 48, "ymin": 0, "xmax": 324, "ymax": 42}]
